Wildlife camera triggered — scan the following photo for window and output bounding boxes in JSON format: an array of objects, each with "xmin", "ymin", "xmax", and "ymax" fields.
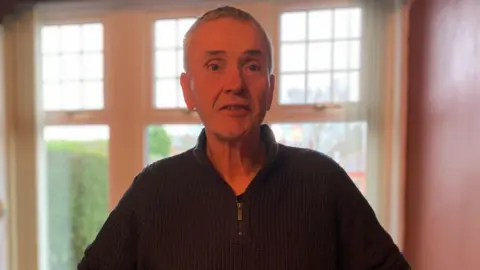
[
  {"xmin": 154, "ymin": 18, "xmax": 196, "ymax": 109},
  {"xmin": 41, "ymin": 23, "xmax": 104, "ymax": 111},
  {"xmin": 146, "ymin": 124, "xmax": 203, "ymax": 163},
  {"xmin": 39, "ymin": 22, "xmax": 108, "ymax": 270},
  {"xmin": 43, "ymin": 125, "xmax": 109, "ymax": 270},
  {"xmin": 275, "ymin": 7, "xmax": 367, "ymax": 194},
  {"xmin": 279, "ymin": 8, "xmax": 361, "ymax": 104},
  {"xmin": 271, "ymin": 122, "xmax": 367, "ymax": 193}
]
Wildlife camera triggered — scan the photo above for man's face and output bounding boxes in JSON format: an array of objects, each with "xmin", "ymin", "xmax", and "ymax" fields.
[{"xmin": 180, "ymin": 18, "xmax": 275, "ymax": 141}]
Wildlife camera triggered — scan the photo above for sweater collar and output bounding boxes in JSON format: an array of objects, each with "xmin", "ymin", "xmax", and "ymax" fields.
[{"xmin": 193, "ymin": 124, "xmax": 279, "ymax": 168}]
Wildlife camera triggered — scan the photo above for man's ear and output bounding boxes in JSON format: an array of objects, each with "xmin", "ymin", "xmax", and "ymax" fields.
[
  {"xmin": 266, "ymin": 74, "xmax": 275, "ymax": 111},
  {"xmin": 180, "ymin": 72, "xmax": 195, "ymax": 110}
]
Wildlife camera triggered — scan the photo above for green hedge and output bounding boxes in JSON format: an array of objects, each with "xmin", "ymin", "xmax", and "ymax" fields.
[
  {"xmin": 45, "ymin": 126, "xmax": 172, "ymax": 270},
  {"xmin": 46, "ymin": 144, "xmax": 108, "ymax": 270}
]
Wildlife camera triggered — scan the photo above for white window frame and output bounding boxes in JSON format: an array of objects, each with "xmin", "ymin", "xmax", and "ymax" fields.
[
  {"xmin": 145, "ymin": 10, "xmax": 207, "ymax": 124},
  {"xmin": 269, "ymin": 2, "xmax": 368, "ymax": 123},
  {"xmin": 40, "ymin": 16, "xmax": 109, "ymax": 126},
  {"xmin": 272, "ymin": 2, "xmax": 383, "ymax": 221}
]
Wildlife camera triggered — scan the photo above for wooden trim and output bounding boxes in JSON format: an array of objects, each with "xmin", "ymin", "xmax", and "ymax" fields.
[
  {"xmin": 3, "ymin": 12, "xmax": 42, "ymax": 270},
  {"xmin": 44, "ymin": 111, "xmax": 108, "ymax": 125},
  {"xmin": 103, "ymin": 11, "xmax": 149, "ymax": 208}
]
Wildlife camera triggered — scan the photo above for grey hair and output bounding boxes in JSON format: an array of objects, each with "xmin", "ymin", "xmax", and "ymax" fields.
[{"xmin": 182, "ymin": 6, "xmax": 274, "ymax": 75}]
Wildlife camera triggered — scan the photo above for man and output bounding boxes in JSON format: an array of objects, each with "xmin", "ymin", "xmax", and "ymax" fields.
[{"xmin": 78, "ymin": 6, "xmax": 410, "ymax": 270}]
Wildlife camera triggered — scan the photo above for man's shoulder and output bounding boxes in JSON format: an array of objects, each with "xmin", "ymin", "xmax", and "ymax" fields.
[
  {"xmin": 275, "ymin": 144, "xmax": 350, "ymax": 196},
  {"xmin": 277, "ymin": 144, "xmax": 341, "ymax": 171},
  {"xmin": 131, "ymin": 149, "xmax": 197, "ymax": 188},
  {"xmin": 111, "ymin": 150, "xmax": 200, "ymax": 211},
  {"xmin": 145, "ymin": 149, "xmax": 196, "ymax": 173}
]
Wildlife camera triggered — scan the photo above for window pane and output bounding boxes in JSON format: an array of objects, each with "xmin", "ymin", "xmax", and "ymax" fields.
[
  {"xmin": 177, "ymin": 18, "xmax": 196, "ymax": 47},
  {"xmin": 177, "ymin": 49, "xmax": 184, "ymax": 74},
  {"xmin": 280, "ymin": 43, "xmax": 306, "ymax": 72},
  {"xmin": 330, "ymin": 71, "xmax": 361, "ymax": 102},
  {"xmin": 61, "ymin": 82, "xmax": 82, "ymax": 110},
  {"xmin": 279, "ymin": 74, "xmax": 306, "ymax": 104},
  {"xmin": 178, "ymin": 91, "xmax": 187, "ymax": 108},
  {"xmin": 155, "ymin": 49, "xmax": 177, "ymax": 78},
  {"xmin": 82, "ymin": 23, "xmax": 103, "ymax": 52},
  {"xmin": 41, "ymin": 23, "xmax": 105, "ymax": 111},
  {"xmin": 270, "ymin": 122, "xmax": 367, "ymax": 193},
  {"xmin": 82, "ymin": 81, "xmax": 104, "ymax": 110},
  {"xmin": 154, "ymin": 17, "xmax": 197, "ymax": 109},
  {"xmin": 82, "ymin": 53, "xmax": 103, "ymax": 80},
  {"xmin": 308, "ymin": 42, "xmax": 332, "ymax": 71},
  {"xmin": 60, "ymin": 54, "xmax": 81, "ymax": 81},
  {"xmin": 308, "ymin": 10, "xmax": 332, "ymax": 40},
  {"xmin": 334, "ymin": 9, "xmax": 350, "ymax": 39},
  {"xmin": 60, "ymin": 25, "xmax": 81, "ymax": 53},
  {"xmin": 155, "ymin": 20, "xmax": 177, "ymax": 49},
  {"xmin": 42, "ymin": 26, "xmax": 60, "ymax": 54},
  {"xmin": 155, "ymin": 79, "xmax": 179, "ymax": 108},
  {"xmin": 42, "ymin": 55, "xmax": 61, "ymax": 83},
  {"xmin": 43, "ymin": 83, "xmax": 62, "ymax": 111},
  {"xmin": 332, "ymin": 72, "xmax": 349, "ymax": 102},
  {"xmin": 279, "ymin": 7, "xmax": 362, "ymax": 106},
  {"xmin": 349, "ymin": 71, "xmax": 360, "ymax": 102},
  {"xmin": 349, "ymin": 8, "xmax": 362, "ymax": 38},
  {"xmin": 281, "ymin": 12, "xmax": 306, "ymax": 41},
  {"xmin": 333, "ymin": 41, "xmax": 349, "ymax": 70},
  {"xmin": 349, "ymin": 40, "xmax": 361, "ymax": 70},
  {"xmin": 307, "ymin": 73, "xmax": 331, "ymax": 103},
  {"xmin": 147, "ymin": 124, "xmax": 204, "ymax": 163},
  {"xmin": 43, "ymin": 125, "xmax": 109, "ymax": 270}
]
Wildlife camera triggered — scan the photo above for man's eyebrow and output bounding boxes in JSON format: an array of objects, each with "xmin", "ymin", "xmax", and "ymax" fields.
[
  {"xmin": 205, "ymin": 50, "xmax": 226, "ymax": 56},
  {"xmin": 243, "ymin": 49, "xmax": 263, "ymax": 56}
]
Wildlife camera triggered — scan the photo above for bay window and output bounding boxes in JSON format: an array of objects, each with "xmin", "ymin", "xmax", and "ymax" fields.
[{"xmin": 1, "ymin": 0, "xmax": 410, "ymax": 269}]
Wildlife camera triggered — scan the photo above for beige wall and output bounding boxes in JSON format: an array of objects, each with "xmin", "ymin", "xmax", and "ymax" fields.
[
  {"xmin": 0, "ymin": 25, "xmax": 9, "ymax": 270},
  {"xmin": 405, "ymin": 0, "xmax": 480, "ymax": 269}
]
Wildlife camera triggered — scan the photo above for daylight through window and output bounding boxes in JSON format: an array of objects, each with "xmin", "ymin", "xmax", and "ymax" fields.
[
  {"xmin": 154, "ymin": 18, "xmax": 196, "ymax": 109},
  {"xmin": 279, "ymin": 8, "xmax": 362, "ymax": 105},
  {"xmin": 41, "ymin": 23, "xmax": 104, "ymax": 111}
]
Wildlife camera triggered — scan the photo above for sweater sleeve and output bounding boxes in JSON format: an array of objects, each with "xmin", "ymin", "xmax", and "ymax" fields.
[
  {"xmin": 77, "ymin": 178, "xmax": 139, "ymax": 270},
  {"xmin": 333, "ymin": 167, "xmax": 410, "ymax": 270}
]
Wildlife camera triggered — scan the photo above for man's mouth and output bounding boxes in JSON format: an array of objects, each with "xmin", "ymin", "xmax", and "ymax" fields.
[{"xmin": 220, "ymin": 104, "xmax": 250, "ymax": 111}]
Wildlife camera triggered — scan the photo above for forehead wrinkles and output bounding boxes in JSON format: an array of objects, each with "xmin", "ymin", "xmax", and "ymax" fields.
[
  {"xmin": 192, "ymin": 21, "xmax": 263, "ymax": 51},
  {"xmin": 183, "ymin": 18, "xmax": 272, "ymax": 73}
]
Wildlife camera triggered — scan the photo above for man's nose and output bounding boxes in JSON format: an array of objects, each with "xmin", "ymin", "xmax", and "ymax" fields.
[{"xmin": 223, "ymin": 68, "xmax": 245, "ymax": 94}]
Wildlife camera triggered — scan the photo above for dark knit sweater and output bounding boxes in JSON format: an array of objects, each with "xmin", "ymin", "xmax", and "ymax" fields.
[{"xmin": 78, "ymin": 125, "xmax": 410, "ymax": 270}]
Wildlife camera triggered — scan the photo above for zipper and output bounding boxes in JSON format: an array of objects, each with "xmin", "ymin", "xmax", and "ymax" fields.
[{"xmin": 236, "ymin": 200, "xmax": 244, "ymax": 236}]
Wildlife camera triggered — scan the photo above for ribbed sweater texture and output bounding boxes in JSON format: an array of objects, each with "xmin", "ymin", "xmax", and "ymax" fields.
[{"xmin": 78, "ymin": 125, "xmax": 410, "ymax": 270}]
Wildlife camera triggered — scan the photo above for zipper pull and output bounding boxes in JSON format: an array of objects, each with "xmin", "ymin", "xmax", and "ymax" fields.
[
  {"xmin": 236, "ymin": 201, "xmax": 244, "ymax": 236},
  {"xmin": 237, "ymin": 202, "xmax": 243, "ymax": 221}
]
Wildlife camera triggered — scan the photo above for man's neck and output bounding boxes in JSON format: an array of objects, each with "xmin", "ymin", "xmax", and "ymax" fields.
[{"xmin": 205, "ymin": 128, "xmax": 266, "ymax": 188}]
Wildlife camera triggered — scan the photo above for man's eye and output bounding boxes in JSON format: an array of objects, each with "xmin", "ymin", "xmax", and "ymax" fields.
[
  {"xmin": 247, "ymin": 64, "xmax": 260, "ymax": 72},
  {"xmin": 208, "ymin": 63, "xmax": 221, "ymax": 71}
]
